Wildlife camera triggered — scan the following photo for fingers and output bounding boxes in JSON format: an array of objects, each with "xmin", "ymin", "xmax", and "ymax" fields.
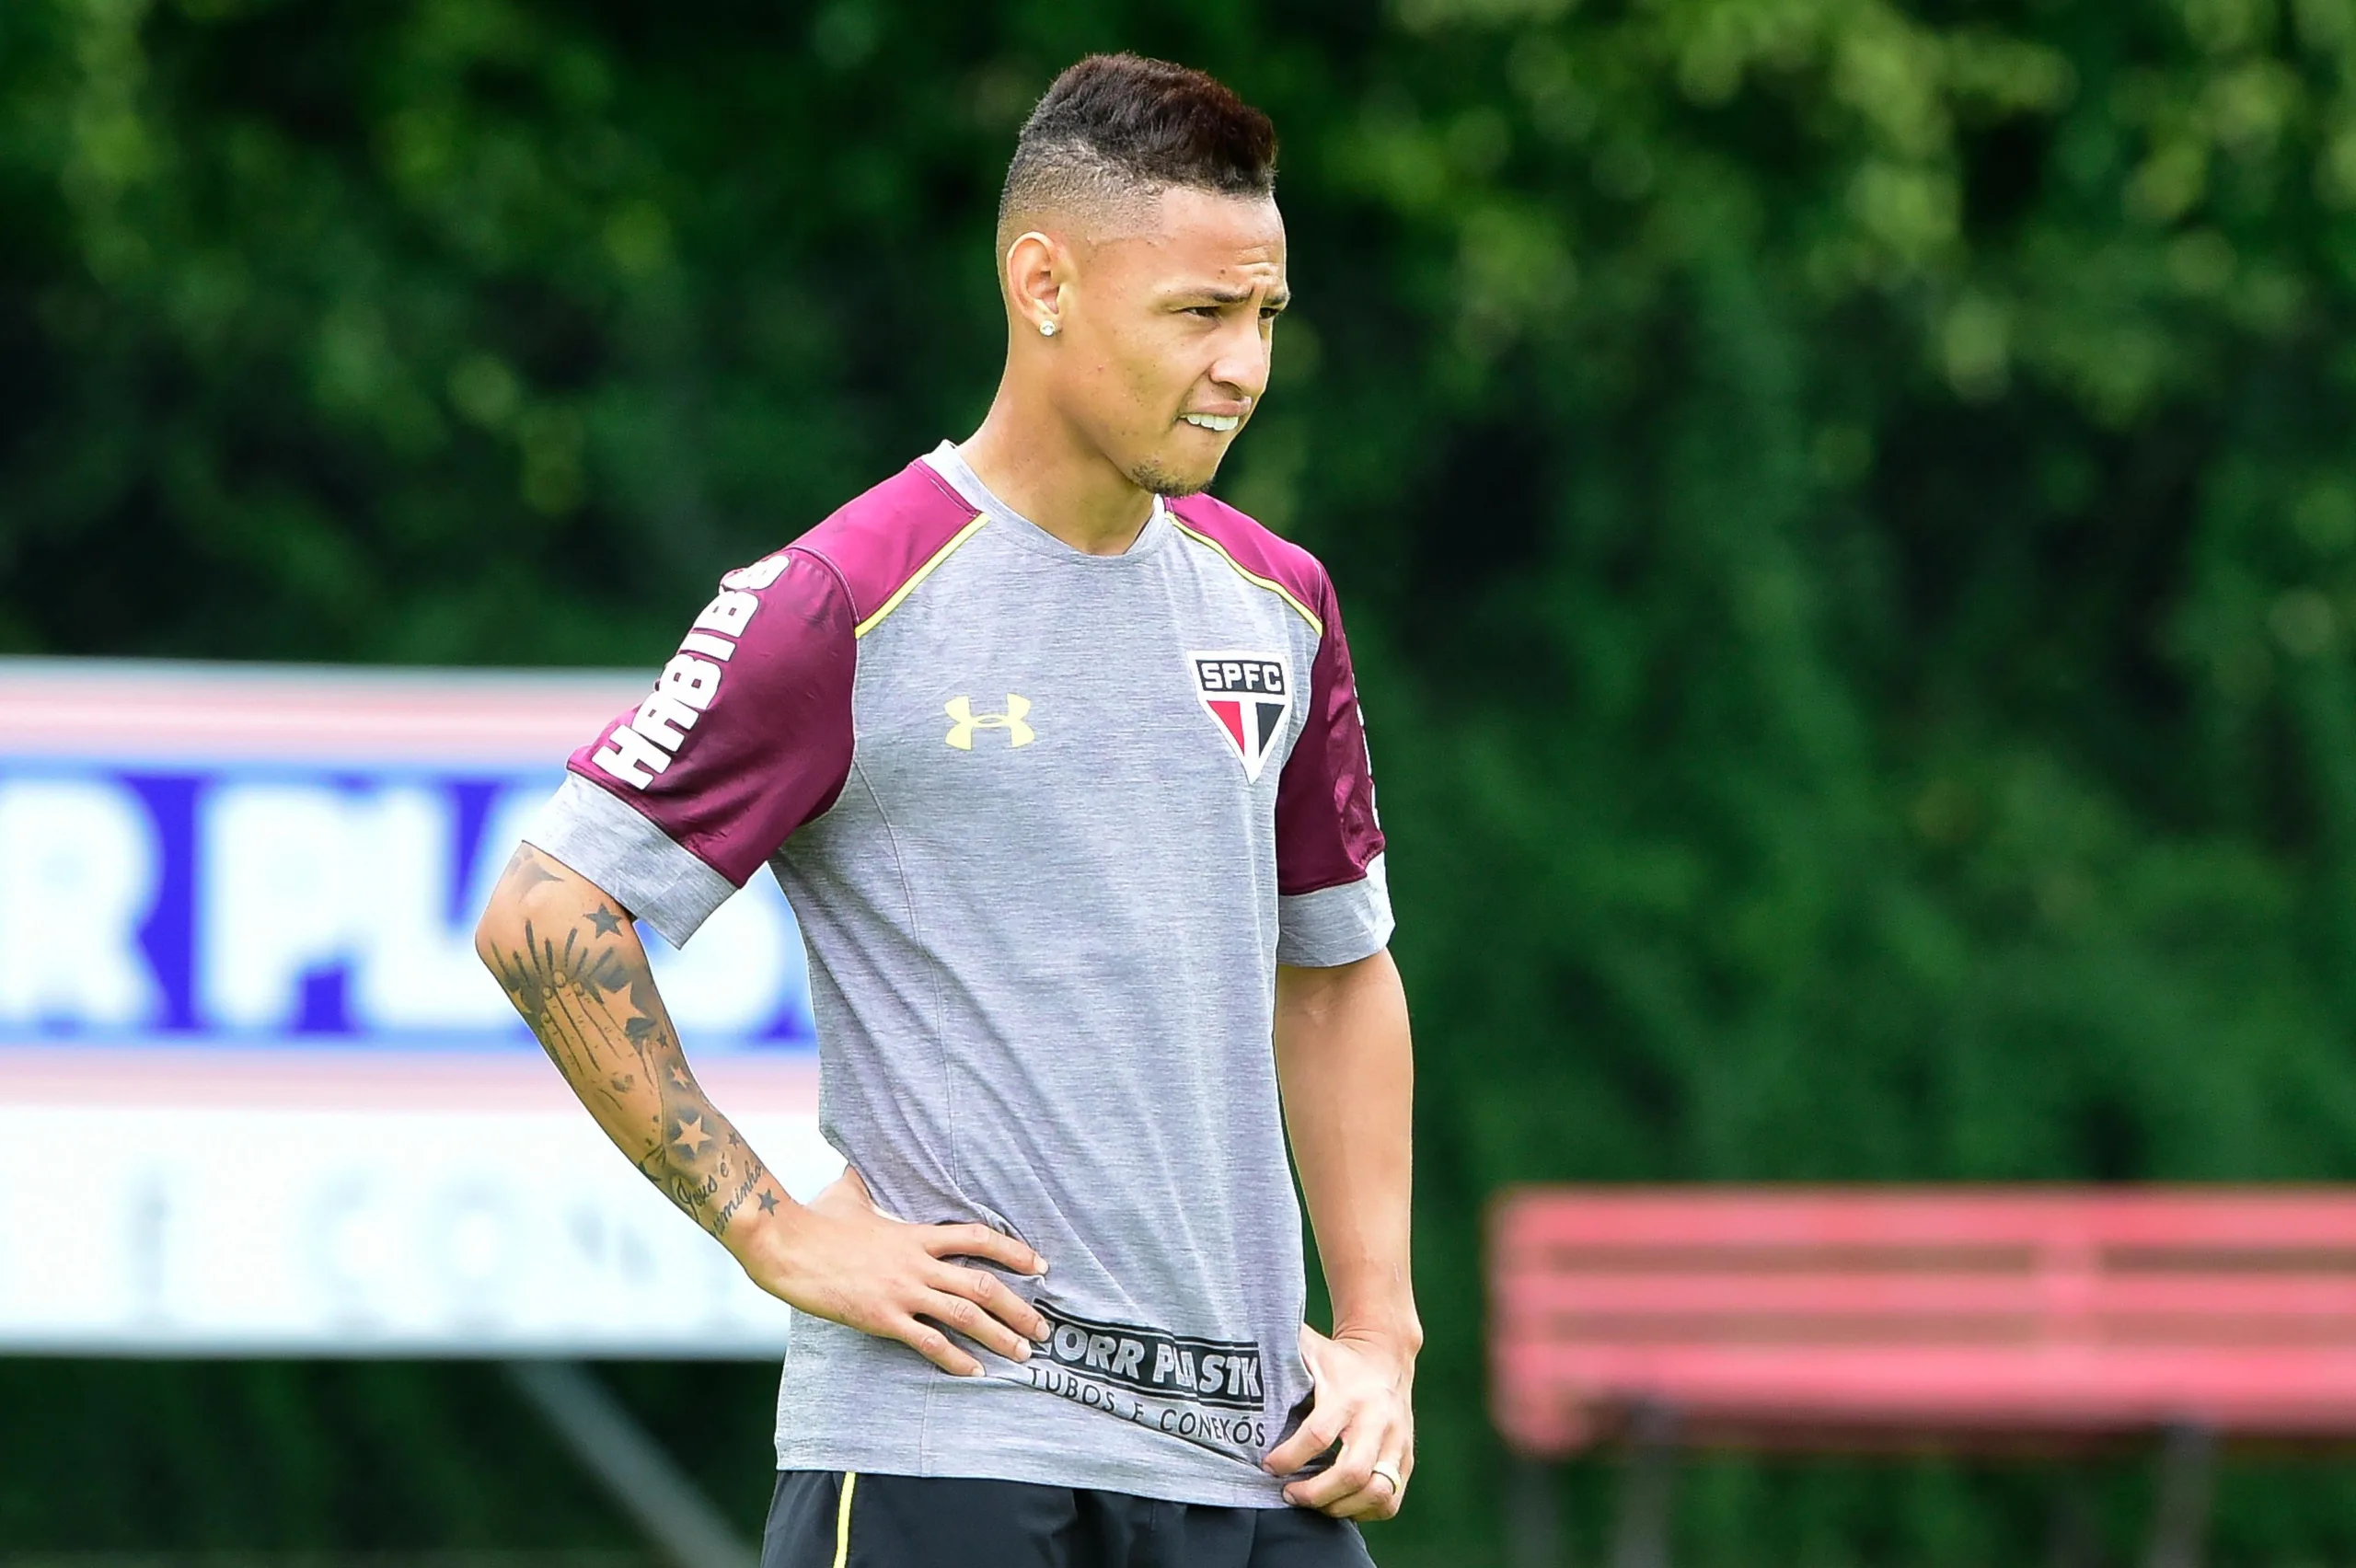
[
  {"xmin": 1326, "ymin": 1444, "xmax": 1413, "ymax": 1521},
  {"xmin": 914, "ymin": 1283, "xmax": 1037, "ymax": 1365},
  {"xmin": 1280, "ymin": 1419, "xmax": 1373, "ymax": 1511},
  {"xmin": 1283, "ymin": 1416, "xmax": 1406, "ymax": 1519},
  {"xmin": 888, "ymin": 1312, "xmax": 983, "ymax": 1378},
  {"xmin": 1263, "ymin": 1403, "xmax": 1345, "ymax": 1479},
  {"xmin": 881, "ymin": 1266, "xmax": 1045, "ymax": 1378},
  {"xmin": 768, "ymin": 1195, "xmax": 1051, "ymax": 1380},
  {"xmin": 932, "ymin": 1262, "xmax": 1051, "ymax": 1344},
  {"xmin": 1266, "ymin": 1347, "xmax": 1414, "ymax": 1519},
  {"xmin": 924, "ymin": 1220, "xmax": 1046, "ymax": 1278}
]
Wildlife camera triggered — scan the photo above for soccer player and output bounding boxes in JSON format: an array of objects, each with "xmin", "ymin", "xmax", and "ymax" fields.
[{"xmin": 475, "ymin": 52, "xmax": 1415, "ymax": 1568}]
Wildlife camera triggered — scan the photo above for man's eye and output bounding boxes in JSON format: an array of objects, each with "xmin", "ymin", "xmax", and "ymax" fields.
[{"xmin": 1187, "ymin": 306, "xmax": 1222, "ymax": 319}]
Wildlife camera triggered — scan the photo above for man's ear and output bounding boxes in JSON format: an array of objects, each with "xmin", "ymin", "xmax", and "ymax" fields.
[{"xmin": 1005, "ymin": 229, "xmax": 1069, "ymax": 334}]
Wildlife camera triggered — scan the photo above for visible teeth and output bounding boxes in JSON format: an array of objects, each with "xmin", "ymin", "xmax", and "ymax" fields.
[{"xmin": 1182, "ymin": 413, "xmax": 1241, "ymax": 432}]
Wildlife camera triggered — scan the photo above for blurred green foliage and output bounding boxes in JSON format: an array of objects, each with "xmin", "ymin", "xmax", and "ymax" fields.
[{"xmin": 11, "ymin": 0, "xmax": 2356, "ymax": 1561}]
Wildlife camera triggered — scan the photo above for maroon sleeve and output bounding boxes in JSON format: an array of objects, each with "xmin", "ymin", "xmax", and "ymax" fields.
[
  {"xmin": 1274, "ymin": 574, "xmax": 1385, "ymax": 896},
  {"xmin": 568, "ymin": 547, "xmax": 856, "ymax": 886}
]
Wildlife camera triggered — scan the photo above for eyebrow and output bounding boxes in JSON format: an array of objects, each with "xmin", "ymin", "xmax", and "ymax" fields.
[{"xmin": 1184, "ymin": 285, "xmax": 1291, "ymax": 309}]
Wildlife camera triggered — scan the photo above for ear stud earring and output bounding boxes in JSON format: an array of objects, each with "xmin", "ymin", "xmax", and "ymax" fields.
[{"xmin": 1040, "ymin": 319, "xmax": 1059, "ymax": 338}]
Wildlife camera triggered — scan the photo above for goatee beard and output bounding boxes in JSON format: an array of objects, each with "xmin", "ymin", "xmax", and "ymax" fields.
[{"xmin": 1127, "ymin": 459, "xmax": 1212, "ymax": 498}]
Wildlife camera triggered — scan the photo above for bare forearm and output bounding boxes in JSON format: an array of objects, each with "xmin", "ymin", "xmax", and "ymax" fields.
[
  {"xmin": 1273, "ymin": 948, "xmax": 1419, "ymax": 1349},
  {"xmin": 474, "ymin": 844, "xmax": 788, "ymax": 1247}
]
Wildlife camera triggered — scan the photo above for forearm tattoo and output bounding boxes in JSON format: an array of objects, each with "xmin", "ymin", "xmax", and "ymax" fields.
[{"xmin": 485, "ymin": 845, "xmax": 781, "ymax": 1238}]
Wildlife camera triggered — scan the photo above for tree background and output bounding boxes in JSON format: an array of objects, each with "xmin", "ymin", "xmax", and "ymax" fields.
[{"xmin": 8, "ymin": 0, "xmax": 2356, "ymax": 1562}]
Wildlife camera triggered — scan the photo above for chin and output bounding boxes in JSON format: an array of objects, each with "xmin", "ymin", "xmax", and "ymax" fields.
[{"xmin": 1127, "ymin": 454, "xmax": 1221, "ymax": 499}]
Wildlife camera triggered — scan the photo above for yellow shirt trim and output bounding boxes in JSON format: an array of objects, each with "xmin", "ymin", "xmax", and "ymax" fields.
[
  {"xmin": 1169, "ymin": 520, "xmax": 1323, "ymax": 637},
  {"xmin": 833, "ymin": 1471, "xmax": 858, "ymax": 1568},
  {"xmin": 853, "ymin": 515, "xmax": 988, "ymax": 639}
]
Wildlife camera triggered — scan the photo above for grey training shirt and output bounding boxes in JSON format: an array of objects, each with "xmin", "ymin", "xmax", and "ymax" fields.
[{"xmin": 527, "ymin": 444, "xmax": 1392, "ymax": 1506}]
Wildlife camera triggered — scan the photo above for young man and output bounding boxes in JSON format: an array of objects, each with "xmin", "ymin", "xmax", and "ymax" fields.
[{"xmin": 475, "ymin": 53, "xmax": 1415, "ymax": 1568}]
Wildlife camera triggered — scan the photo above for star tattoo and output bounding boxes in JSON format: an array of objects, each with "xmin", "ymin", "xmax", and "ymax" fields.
[
  {"xmin": 584, "ymin": 905, "xmax": 624, "ymax": 937},
  {"xmin": 756, "ymin": 1189, "xmax": 780, "ymax": 1215},
  {"xmin": 672, "ymin": 1113, "xmax": 714, "ymax": 1157}
]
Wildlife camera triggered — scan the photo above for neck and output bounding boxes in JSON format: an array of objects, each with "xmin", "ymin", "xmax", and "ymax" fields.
[{"xmin": 959, "ymin": 381, "xmax": 1157, "ymax": 557}]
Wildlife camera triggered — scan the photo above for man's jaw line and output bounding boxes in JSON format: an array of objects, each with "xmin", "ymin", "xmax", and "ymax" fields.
[{"xmin": 1130, "ymin": 461, "xmax": 1211, "ymax": 498}]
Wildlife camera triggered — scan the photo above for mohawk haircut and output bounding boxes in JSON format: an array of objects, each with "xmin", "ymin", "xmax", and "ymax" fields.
[{"xmin": 997, "ymin": 54, "xmax": 1278, "ymax": 248}]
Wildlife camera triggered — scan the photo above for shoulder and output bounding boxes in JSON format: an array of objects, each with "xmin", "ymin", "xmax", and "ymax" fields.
[
  {"xmin": 1165, "ymin": 491, "xmax": 1334, "ymax": 635},
  {"xmin": 782, "ymin": 459, "xmax": 987, "ymax": 635},
  {"xmin": 666, "ymin": 461, "xmax": 975, "ymax": 666}
]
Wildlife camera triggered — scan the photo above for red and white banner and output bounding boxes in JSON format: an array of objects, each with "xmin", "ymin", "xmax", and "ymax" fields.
[{"xmin": 0, "ymin": 657, "xmax": 835, "ymax": 1356}]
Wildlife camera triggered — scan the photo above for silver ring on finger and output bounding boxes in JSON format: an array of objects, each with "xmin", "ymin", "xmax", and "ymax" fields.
[{"xmin": 1370, "ymin": 1463, "xmax": 1403, "ymax": 1495}]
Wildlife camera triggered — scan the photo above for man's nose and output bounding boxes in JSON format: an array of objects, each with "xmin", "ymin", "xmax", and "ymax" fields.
[{"xmin": 1209, "ymin": 321, "xmax": 1272, "ymax": 401}]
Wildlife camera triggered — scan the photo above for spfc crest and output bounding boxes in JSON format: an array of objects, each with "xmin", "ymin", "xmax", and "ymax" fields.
[{"xmin": 1187, "ymin": 651, "xmax": 1292, "ymax": 782}]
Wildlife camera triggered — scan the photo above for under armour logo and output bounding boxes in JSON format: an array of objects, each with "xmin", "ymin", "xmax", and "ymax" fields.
[{"xmin": 944, "ymin": 694, "xmax": 1034, "ymax": 749}]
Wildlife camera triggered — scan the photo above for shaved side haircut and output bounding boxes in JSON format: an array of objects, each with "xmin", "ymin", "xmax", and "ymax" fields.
[{"xmin": 998, "ymin": 53, "xmax": 1278, "ymax": 250}]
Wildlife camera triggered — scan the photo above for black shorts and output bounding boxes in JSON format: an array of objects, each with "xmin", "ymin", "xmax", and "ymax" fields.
[{"xmin": 760, "ymin": 1470, "xmax": 1378, "ymax": 1568}]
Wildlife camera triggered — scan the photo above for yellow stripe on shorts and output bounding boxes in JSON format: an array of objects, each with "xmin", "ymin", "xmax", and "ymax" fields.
[{"xmin": 832, "ymin": 1471, "xmax": 858, "ymax": 1568}]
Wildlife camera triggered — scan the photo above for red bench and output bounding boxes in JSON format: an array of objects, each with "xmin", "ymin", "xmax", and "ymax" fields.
[{"xmin": 1489, "ymin": 1188, "xmax": 2356, "ymax": 1568}]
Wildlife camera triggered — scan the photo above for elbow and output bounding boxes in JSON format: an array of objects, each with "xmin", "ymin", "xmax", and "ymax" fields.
[
  {"xmin": 474, "ymin": 889, "xmax": 520, "ymax": 974},
  {"xmin": 474, "ymin": 847, "xmax": 624, "ymax": 974},
  {"xmin": 473, "ymin": 855, "xmax": 552, "ymax": 973}
]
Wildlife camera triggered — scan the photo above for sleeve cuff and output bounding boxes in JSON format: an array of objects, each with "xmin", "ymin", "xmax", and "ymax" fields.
[
  {"xmin": 1276, "ymin": 852, "xmax": 1394, "ymax": 968},
  {"xmin": 522, "ymin": 774, "xmax": 739, "ymax": 949}
]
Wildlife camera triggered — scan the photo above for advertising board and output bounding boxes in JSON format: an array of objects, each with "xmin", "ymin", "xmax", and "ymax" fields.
[{"xmin": 0, "ymin": 658, "xmax": 837, "ymax": 1357}]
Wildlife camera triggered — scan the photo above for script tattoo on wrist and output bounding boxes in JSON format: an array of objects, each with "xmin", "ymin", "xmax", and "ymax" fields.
[{"xmin": 486, "ymin": 845, "xmax": 786, "ymax": 1238}]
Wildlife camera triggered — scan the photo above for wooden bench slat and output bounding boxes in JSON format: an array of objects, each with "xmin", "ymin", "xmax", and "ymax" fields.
[
  {"xmin": 1496, "ymin": 1344, "xmax": 2356, "ymax": 1435},
  {"xmin": 1495, "ymin": 1272, "xmax": 2356, "ymax": 1320},
  {"xmin": 1488, "ymin": 1188, "xmax": 2356, "ymax": 1456},
  {"xmin": 1505, "ymin": 1353, "xmax": 2356, "ymax": 1398},
  {"xmin": 1494, "ymin": 1189, "xmax": 2356, "ymax": 1251}
]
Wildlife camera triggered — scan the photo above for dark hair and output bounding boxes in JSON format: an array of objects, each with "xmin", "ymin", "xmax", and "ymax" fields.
[{"xmin": 999, "ymin": 54, "xmax": 1277, "ymax": 236}]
